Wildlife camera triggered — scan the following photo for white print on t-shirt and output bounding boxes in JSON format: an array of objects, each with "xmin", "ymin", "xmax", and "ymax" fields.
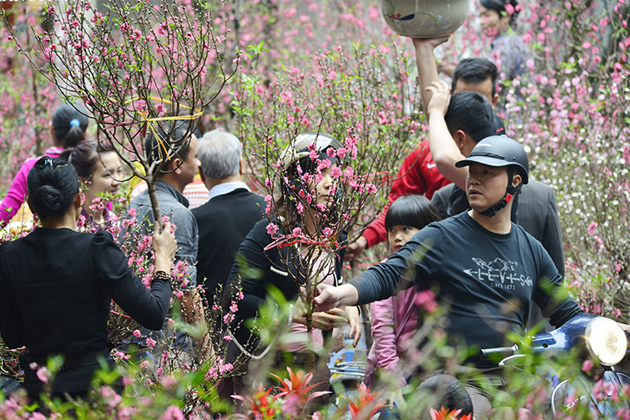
[{"xmin": 464, "ymin": 257, "xmax": 533, "ymax": 290}]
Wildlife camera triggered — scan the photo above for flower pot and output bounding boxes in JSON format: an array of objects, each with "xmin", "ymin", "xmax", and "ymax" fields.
[{"xmin": 380, "ymin": 0, "xmax": 470, "ymax": 38}]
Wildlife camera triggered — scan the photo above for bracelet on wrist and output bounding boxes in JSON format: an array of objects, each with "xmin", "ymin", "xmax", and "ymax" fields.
[{"xmin": 153, "ymin": 270, "xmax": 172, "ymax": 282}]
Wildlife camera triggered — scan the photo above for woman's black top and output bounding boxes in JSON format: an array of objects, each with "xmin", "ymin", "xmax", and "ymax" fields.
[
  {"xmin": 223, "ymin": 219, "xmax": 346, "ymax": 349},
  {"xmin": 0, "ymin": 228, "xmax": 171, "ymax": 395}
]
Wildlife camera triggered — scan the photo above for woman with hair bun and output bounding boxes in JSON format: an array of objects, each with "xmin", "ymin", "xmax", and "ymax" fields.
[
  {"xmin": 0, "ymin": 104, "xmax": 89, "ymax": 227},
  {"xmin": 65, "ymin": 140, "xmax": 124, "ymax": 228},
  {"xmin": 0, "ymin": 156, "xmax": 177, "ymax": 402}
]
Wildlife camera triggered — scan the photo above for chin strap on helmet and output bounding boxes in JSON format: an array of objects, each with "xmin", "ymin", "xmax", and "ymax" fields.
[{"xmin": 479, "ymin": 167, "xmax": 524, "ymax": 218}]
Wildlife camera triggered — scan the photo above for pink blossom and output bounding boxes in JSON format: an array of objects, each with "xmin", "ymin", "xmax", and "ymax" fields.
[
  {"xmin": 160, "ymin": 405, "xmax": 185, "ymax": 420},
  {"xmin": 317, "ymin": 158, "xmax": 331, "ymax": 171},
  {"xmin": 331, "ymin": 166, "xmax": 342, "ymax": 178},
  {"xmin": 587, "ymin": 222, "xmax": 598, "ymax": 235},
  {"xmin": 266, "ymin": 223, "xmax": 279, "ymax": 236},
  {"xmin": 133, "ymin": 329, "xmax": 142, "ymax": 338},
  {"xmin": 281, "ymin": 90, "xmax": 294, "ymax": 106},
  {"xmin": 582, "ymin": 359, "xmax": 594, "ymax": 372},
  {"xmin": 343, "ymin": 167, "xmax": 354, "ymax": 178},
  {"xmin": 205, "ymin": 366, "xmax": 218, "ymax": 380},
  {"xmin": 160, "ymin": 375, "xmax": 178, "ymax": 389},
  {"xmin": 219, "ymin": 361, "xmax": 233, "ymax": 375},
  {"xmin": 415, "ymin": 290, "xmax": 438, "ymax": 313},
  {"xmin": 36, "ymin": 367, "xmax": 51, "ymax": 383},
  {"xmin": 292, "ymin": 227, "xmax": 302, "ymax": 236},
  {"xmin": 344, "ymin": 135, "xmax": 357, "ymax": 149}
]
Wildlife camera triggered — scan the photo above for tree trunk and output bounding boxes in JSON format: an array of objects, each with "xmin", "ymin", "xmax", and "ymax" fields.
[{"xmin": 146, "ymin": 176, "xmax": 162, "ymax": 233}]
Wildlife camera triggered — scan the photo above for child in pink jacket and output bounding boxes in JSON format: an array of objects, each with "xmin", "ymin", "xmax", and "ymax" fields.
[{"xmin": 364, "ymin": 195, "xmax": 441, "ymax": 387}]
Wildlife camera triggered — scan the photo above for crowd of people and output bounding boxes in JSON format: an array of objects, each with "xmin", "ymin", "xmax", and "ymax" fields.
[{"xmin": 0, "ymin": 0, "xmax": 615, "ymax": 417}]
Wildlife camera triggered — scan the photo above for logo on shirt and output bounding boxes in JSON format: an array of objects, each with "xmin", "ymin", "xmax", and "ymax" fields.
[
  {"xmin": 427, "ymin": 162, "xmax": 437, "ymax": 169},
  {"xmin": 464, "ymin": 257, "xmax": 533, "ymax": 291}
]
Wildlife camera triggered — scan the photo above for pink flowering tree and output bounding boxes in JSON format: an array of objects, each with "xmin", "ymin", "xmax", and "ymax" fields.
[
  {"xmin": 10, "ymin": 0, "xmax": 239, "ymax": 226},
  {"xmin": 0, "ymin": 5, "xmax": 58, "ymax": 194},
  {"xmin": 230, "ymin": 38, "xmax": 427, "ymax": 280},
  {"xmin": 486, "ymin": 1, "xmax": 630, "ymax": 319},
  {"xmin": 4, "ymin": 0, "xmax": 245, "ymax": 408},
  {"xmin": 2, "ymin": 0, "xmax": 630, "ymax": 415}
]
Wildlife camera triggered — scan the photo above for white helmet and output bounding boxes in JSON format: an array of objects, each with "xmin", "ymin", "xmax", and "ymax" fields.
[{"xmin": 379, "ymin": 0, "xmax": 470, "ymax": 38}]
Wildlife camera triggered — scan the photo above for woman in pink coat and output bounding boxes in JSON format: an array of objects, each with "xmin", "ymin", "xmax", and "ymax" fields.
[
  {"xmin": 0, "ymin": 104, "xmax": 88, "ymax": 227},
  {"xmin": 365, "ymin": 195, "xmax": 440, "ymax": 387}
]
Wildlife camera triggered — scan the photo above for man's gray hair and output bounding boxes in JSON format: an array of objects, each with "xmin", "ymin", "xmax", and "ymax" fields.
[{"xmin": 198, "ymin": 130, "xmax": 242, "ymax": 179}]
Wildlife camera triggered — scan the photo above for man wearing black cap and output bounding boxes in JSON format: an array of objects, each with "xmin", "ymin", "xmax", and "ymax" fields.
[
  {"xmin": 316, "ymin": 136, "xmax": 585, "ymax": 417},
  {"xmin": 314, "ymin": 136, "xmax": 583, "ymax": 366}
]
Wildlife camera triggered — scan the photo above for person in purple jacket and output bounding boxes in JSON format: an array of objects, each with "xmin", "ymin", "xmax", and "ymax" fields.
[
  {"xmin": 365, "ymin": 195, "xmax": 441, "ymax": 388},
  {"xmin": 0, "ymin": 104, "xmax": 89, "ymax": 227}
]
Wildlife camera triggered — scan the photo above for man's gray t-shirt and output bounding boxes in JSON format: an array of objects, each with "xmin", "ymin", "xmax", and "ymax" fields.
[{"xmin": 351, "ymin": 212, "xmax": 582, "ymax": 368}]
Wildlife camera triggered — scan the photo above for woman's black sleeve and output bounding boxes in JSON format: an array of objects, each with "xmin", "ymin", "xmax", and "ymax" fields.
[
  {"xmin": 223, "ymin": 220, "xmax": 273, "ymax": 321},
  {"xmin": 90, "ymin": 231, "xmax": 171, "ymax": 330},
  {"xmin": 0, "ymin": 245, "xmax": 25, "ymax": 348}
]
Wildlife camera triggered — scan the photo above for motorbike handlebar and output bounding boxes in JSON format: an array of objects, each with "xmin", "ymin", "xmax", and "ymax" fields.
[{"xmin": 480, "ymin": 344, "xmax": 519, "ymax": 359}]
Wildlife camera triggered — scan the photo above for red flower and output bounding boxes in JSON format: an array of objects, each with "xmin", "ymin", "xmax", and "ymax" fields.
[
  {"xmin": 430, "ymin": 407, "xmax": 473, "ymax": 420},
  {"xmin": 231, "ymin": 383, "xmax": 280, "ymax": 420},
  {"xmin": 343, "ymin": 383, "xmax": 389, "ymax": 420},
  {"xmin": 270, "ymin": 367, "xmax": 330, "ymax": 415}
]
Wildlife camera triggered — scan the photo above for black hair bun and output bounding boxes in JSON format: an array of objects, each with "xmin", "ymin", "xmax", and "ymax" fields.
[
  {"xmin": 35, "ymin": 185, "xmax": 64, "ymax": 213},
  {"xmin": 26, "ymin": 156, "xmax": 80, "ymax": 220}
]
